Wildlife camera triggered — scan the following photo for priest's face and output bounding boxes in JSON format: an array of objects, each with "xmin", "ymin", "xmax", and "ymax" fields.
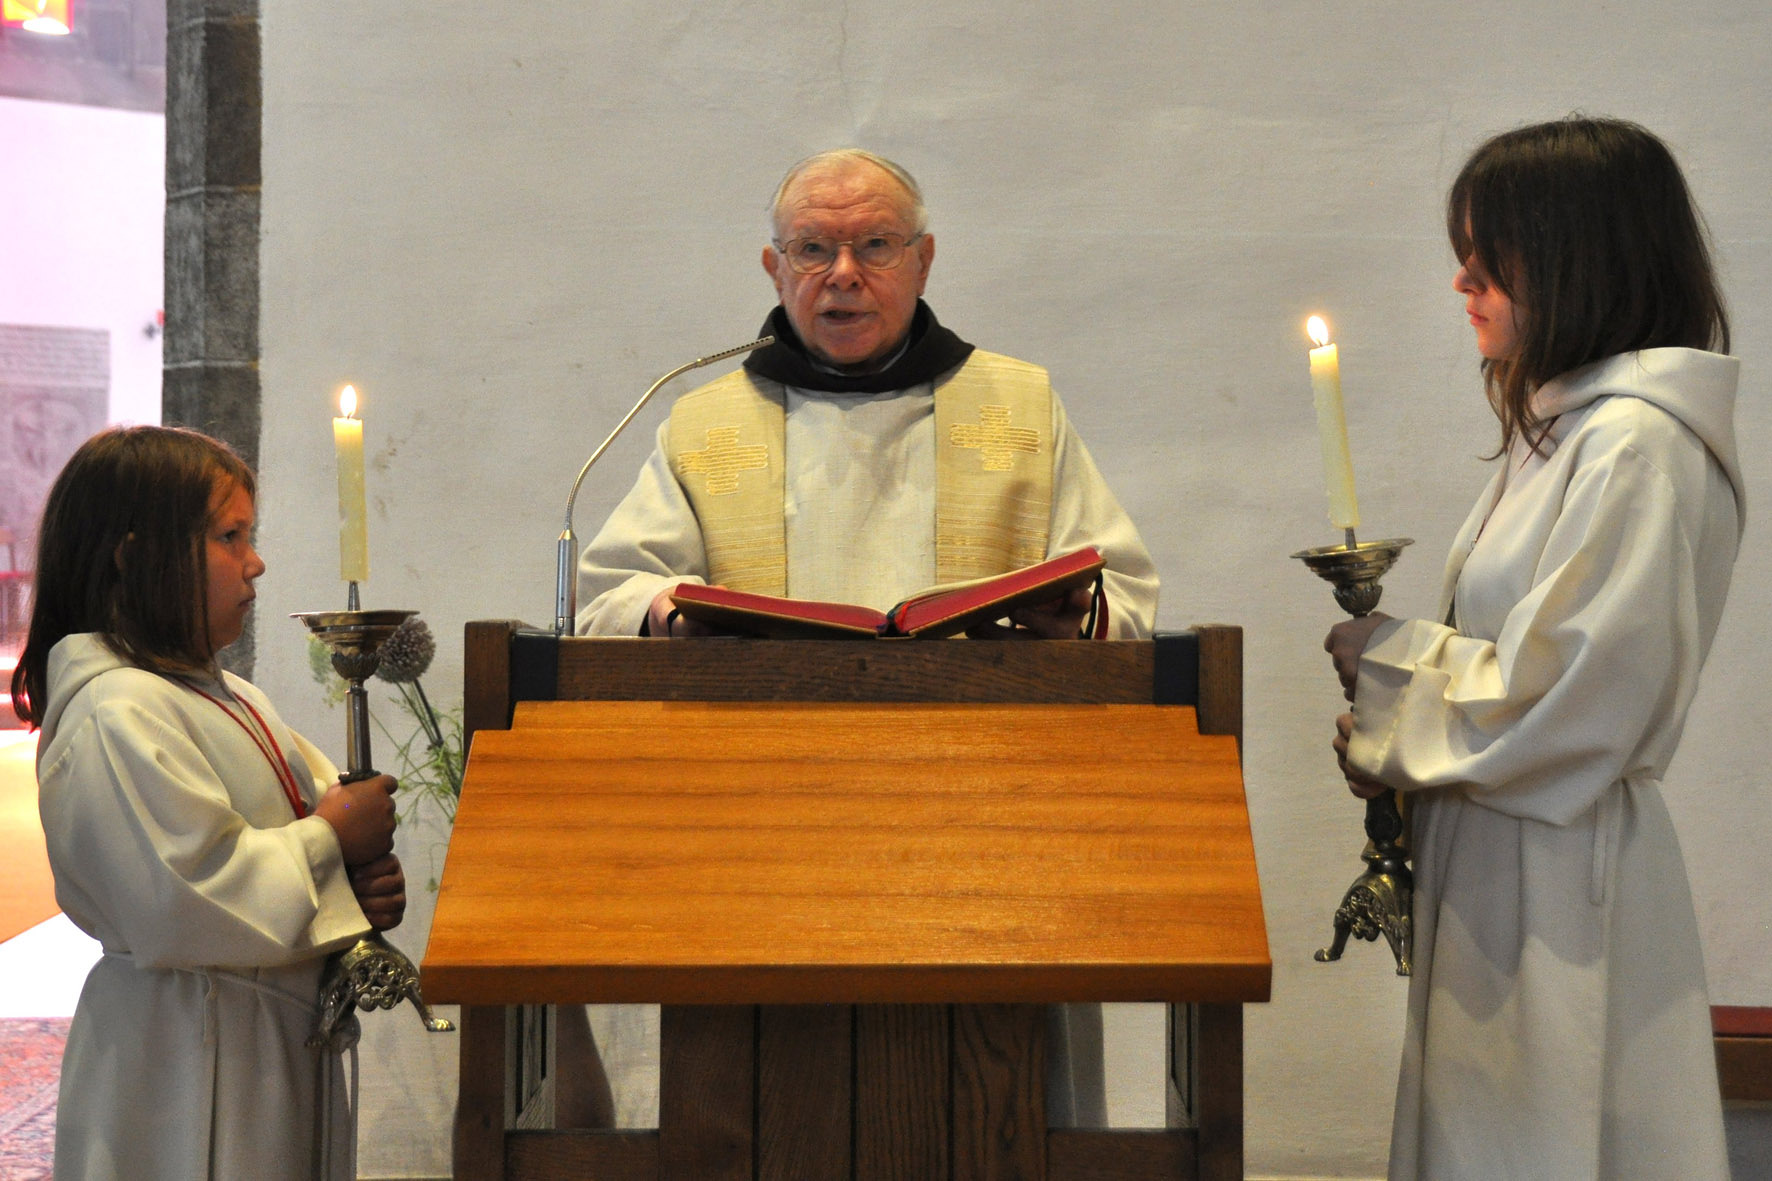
[
  {"xmin": 200, "ymin": 478, "xmax": 265, "ymax": 659},
  {"xmin": 763, "ymin": 160, "xmax": 935, "ymax": 373}
]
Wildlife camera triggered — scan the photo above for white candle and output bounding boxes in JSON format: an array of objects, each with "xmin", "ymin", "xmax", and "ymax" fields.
[
  {"xmin": 1306, "ymin": 316, "xmax": 1360, "ymax": 531},
  {"xmin": 333, "ymin": 384, "xmax": 369, "ymax": 583}
]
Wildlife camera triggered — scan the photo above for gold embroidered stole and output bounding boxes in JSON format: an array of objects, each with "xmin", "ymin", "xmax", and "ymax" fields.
[
  {"xmin": 932, "ymin": 350, "xmax": 1053, "ymax": 582},
  {"xmin": 667, "ymin": 371, "xmax": 787, "ymax": 593},
  {"xmin": 667, "ymin": 351, "xmax": 1052, "ymax": 594}
]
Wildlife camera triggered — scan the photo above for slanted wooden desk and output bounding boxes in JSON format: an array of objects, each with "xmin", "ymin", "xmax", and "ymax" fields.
[{"xmin": 425, "ymin": 626, "xmax": 1269, "ymax": 1180}]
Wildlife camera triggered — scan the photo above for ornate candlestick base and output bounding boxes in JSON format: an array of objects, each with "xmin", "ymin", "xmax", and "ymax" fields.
[
  {"xmin": 1313, "ymin": 795, "xmax": 1413, "ymax": 975},
  {"xmin": 1291, "ymin": 537, "xmax": 1416, "ymax": 976},
  {"xmin": 294, "ymin": 606, "xmax": 456, "ymax": 1048}
]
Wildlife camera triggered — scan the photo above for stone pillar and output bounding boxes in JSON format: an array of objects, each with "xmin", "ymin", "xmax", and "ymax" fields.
[{"xmin": 163, "ymin": 0, "xmax": 261, "ymax": 674}]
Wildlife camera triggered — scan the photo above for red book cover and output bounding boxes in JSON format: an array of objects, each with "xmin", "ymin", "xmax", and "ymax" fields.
[{"xmin": 669, "ymin": 547, "xmax": 1106, "ymax": 640}]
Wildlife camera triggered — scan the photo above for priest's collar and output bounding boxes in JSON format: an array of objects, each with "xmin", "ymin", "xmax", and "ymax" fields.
[{"xmin": 743, "ymin": 301, "xmax": 974, "ymax": 394}]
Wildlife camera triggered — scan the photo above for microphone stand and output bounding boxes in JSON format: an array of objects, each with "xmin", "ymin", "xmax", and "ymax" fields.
[{"xmin": 554, "ymin": 336, "xmax": 774, "ymax": 635}]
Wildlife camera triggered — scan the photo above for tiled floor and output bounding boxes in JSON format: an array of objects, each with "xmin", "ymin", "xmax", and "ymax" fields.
[
  {"xmin": 0, "ymin": 1017, "xmax": 67, "ymax": 1181},
  {"xmin": 0, "ymin": 917, "xmax": 93, "ymax": 1181}
]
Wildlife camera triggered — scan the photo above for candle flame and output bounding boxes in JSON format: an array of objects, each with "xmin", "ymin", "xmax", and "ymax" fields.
[
  {"xmin": 1306, "ymin": 316, "xmax": 1331, "ymax": 348},
  {"xmin": 338, "ymin": 384, "xmax": 358, "ymax": 418}
]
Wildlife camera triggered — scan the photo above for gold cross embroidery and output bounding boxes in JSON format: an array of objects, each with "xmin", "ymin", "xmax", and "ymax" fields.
[
  {"xmin": 679, "ymin": 426, "xmax": 769, "ymax": 495},
  {"xmin": 948, "ymin": 405, "xmax": 1041, "ymax": 472}
]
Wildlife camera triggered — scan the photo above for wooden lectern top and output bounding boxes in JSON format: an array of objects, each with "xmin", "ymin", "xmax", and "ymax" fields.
[{"xmin": 422, "ymin": 698, "xmax": 1269, "ymax": 1007}]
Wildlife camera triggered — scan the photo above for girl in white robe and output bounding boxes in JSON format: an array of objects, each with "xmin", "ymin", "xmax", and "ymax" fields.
[
  {"xmin": 1325, "ymin": 118, "xmax": 1741, "ymax": 1180},
  {"xmin": 10, "ymin": 426, "xmax": 408, "ymax": 1181}
]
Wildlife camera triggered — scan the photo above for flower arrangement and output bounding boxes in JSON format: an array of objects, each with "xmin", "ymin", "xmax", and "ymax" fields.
[{"xmin": 309, "ymin": 615, "xmax": 464, "ymax": 826}]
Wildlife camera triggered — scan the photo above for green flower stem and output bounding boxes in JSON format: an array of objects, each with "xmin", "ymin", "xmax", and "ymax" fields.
[
  {"xmin": 313, "ymin": 646, "xmax": 465, "ymax": 833},
  {"xmin": 400, "ymin": 679, "xmax": 462, "ymax": 795}
]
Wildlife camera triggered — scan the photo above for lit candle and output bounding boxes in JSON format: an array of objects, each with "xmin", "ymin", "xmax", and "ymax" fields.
[
  {"xmin": 333, "ymin": 384, "xmax": 369, "ymax": 583},
  {"xmin": 1306, "ymin": 316, "xmax": 1360, "ymax": 537}
]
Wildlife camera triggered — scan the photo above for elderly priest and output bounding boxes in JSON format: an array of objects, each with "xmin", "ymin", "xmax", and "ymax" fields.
[
  {"xmin": 575, "ymin": 147, "xmax": 1158, "ymax": 643},
  {"xmin": 570, "ymin": 149, "xmax": 1161, "ymax": 1127}
]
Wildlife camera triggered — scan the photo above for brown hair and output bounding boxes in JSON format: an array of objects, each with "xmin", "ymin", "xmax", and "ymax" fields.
[
  {"xmin": 10, "ymin": 426, "xmax": 256, "ymax": 726},
  {"xmin": 1447, "ymin": 117, "xmax": 1730, "ymax": 454}
]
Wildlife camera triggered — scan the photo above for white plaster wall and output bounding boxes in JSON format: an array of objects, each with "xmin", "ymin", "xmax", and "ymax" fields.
[
  {"xmin": 258, "ymin": 4, "xmax": 1772, "ymax": 1176},
  {"xmin": 0, "ymin": 96, "xmax": 164, "ymax": 426}
]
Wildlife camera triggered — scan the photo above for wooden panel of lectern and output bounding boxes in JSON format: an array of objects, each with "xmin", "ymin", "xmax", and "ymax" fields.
[{"xmin": 423, "ymin": 623, "xmax": 1269, "ymax": 1180}]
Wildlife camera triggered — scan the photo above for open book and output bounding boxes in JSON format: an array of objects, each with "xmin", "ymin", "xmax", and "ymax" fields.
[{"xmin": 668, "ymin": 547, "xmax": 1108, "ymax": 640}]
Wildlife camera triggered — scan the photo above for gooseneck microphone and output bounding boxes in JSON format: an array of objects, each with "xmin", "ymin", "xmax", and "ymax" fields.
[{"xmin": 554, "ymin": 336, "xmax": 774, "ymax": 635}]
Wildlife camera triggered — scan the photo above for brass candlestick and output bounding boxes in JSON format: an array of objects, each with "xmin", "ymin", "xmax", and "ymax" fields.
[
  {"xmin": 294, "ymin": 599, "xmax": 455, "ymax": 1049},
  {"xmin": 1292, "ymin": 536, "xmax": 1415, "ymax": 976}
]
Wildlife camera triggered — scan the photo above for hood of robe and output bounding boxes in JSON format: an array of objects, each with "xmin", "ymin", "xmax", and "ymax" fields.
[
  {"xmin": 38, "ymin": 633, "xmax": 136, "ymax": 746},
  {"xmin": 1531, "ymin": 347, "xmax": 1744, "ymax": 528}
]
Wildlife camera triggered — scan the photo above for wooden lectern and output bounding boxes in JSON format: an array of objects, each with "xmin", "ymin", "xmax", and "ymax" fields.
[{"xmin": 424, "ymin": 624, "xmax": 1269, "ymax": 1180}]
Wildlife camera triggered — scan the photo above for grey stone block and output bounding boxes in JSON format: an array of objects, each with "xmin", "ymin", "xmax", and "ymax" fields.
[
  {"xmin": 200, "ymin": 190, "xmax": 261, "ymax": 361},
  {"xmin": 163, "ymin": 190, "xmax": 259, "ymax": 363},
  {"xmin": 166, "ymin": 0, "xmax": 258, "ymax": 29},
  {"xmin": 165, "ymin": 8, "xmax": 259, "ymax": 191},
  {"xmin": 162, "ymin": 362, "xmax": 261, "ymax": 473},
  {"xmin": 162, "ymin": 194, "xmax": 206, "ymax": 363},
  {"xmin": 201, "ymin": 18, "xmax": 260, "ymax": 189},
  {"xmin": 164, "ymin": 16, "xmax": 207, "ymax": 192}
]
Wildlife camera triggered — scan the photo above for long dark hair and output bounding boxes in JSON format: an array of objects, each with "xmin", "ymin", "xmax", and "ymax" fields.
[
  {"xmin": 10, "ymin": 426, "xmax": 256, "ymax": 726},
  {"xmin": 1447, "ymin": 116, "xmax": 1730, "ymax": 454}
]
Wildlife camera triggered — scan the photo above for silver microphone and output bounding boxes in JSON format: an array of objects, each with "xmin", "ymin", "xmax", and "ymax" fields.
[{"xmin": 554, "ymin": 336, "xmax": 774, "ymax": 635}]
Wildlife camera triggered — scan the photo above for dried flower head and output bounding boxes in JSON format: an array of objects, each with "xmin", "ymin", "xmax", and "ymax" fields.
[{"xmin": 375, "ymin": 616, "xmax": 436, "ymax": 684}]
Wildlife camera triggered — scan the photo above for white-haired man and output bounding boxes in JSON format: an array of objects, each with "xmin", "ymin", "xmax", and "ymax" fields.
[{"xmin": 576, "ymin": 148, "xmax": 1158, "ymax": 642}]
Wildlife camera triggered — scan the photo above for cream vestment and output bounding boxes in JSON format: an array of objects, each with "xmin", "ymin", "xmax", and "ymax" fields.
[
  {"xmin": 577, "ymin": 350, "xmax": 1158, "ymax": 638},
  {"xmin": 37, "ymin": 634, "xmax": 368, "ymax": 1180},
  {"xmin": 1348, "ymin": 349, "xmax": 1742, "ymax": 1180}
]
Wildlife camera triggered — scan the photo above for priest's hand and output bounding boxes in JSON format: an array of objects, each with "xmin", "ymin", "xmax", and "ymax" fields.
[
  {"xmin": 1324, "ymin": 612, "xmax": 1391, "ymax": 701},
  {"xmin": 1333, "ymin": 712, "xmax": 1390, "ymax": 800},
  {"xmin": 648, "ymin": 584, "xmax": 718, "ymax": 638},
  {"xmin": 967, "ymin": 586, "xmax": 1095, "ymax": 640},
  {"xmin": 349, "ymin": 853, "xmax": 407, "ymax": 931},
  {"xmin": 316, "ymin": 773, "xmax": 397, "ymax": 866}
]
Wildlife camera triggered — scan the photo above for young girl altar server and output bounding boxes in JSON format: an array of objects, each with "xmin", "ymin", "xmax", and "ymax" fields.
[
  {"xmin": 1325, "ymin": 118, "xmax": 1741, "ymax": 1179},
  {"xmin": 10, "ymin": 426, "xmax": 406, "ymax": 1180}
]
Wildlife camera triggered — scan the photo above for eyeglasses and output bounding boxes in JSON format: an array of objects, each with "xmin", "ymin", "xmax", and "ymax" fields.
[{"xmin": 772, "ymin": 232, "xmax": 924, "ymax": 275}]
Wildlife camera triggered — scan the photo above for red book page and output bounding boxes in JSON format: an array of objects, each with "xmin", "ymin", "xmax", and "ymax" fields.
[
  {"xmin": 888, "ymin": 547, "xmax": 1105, "ymax": 637},
  {"xmin": 670, "ymin": 547, "xmax": 1105, "ymax": 640},
  {"xmin": 669, "ymin": 584, "xmax": 887, "ymax": 639}
]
